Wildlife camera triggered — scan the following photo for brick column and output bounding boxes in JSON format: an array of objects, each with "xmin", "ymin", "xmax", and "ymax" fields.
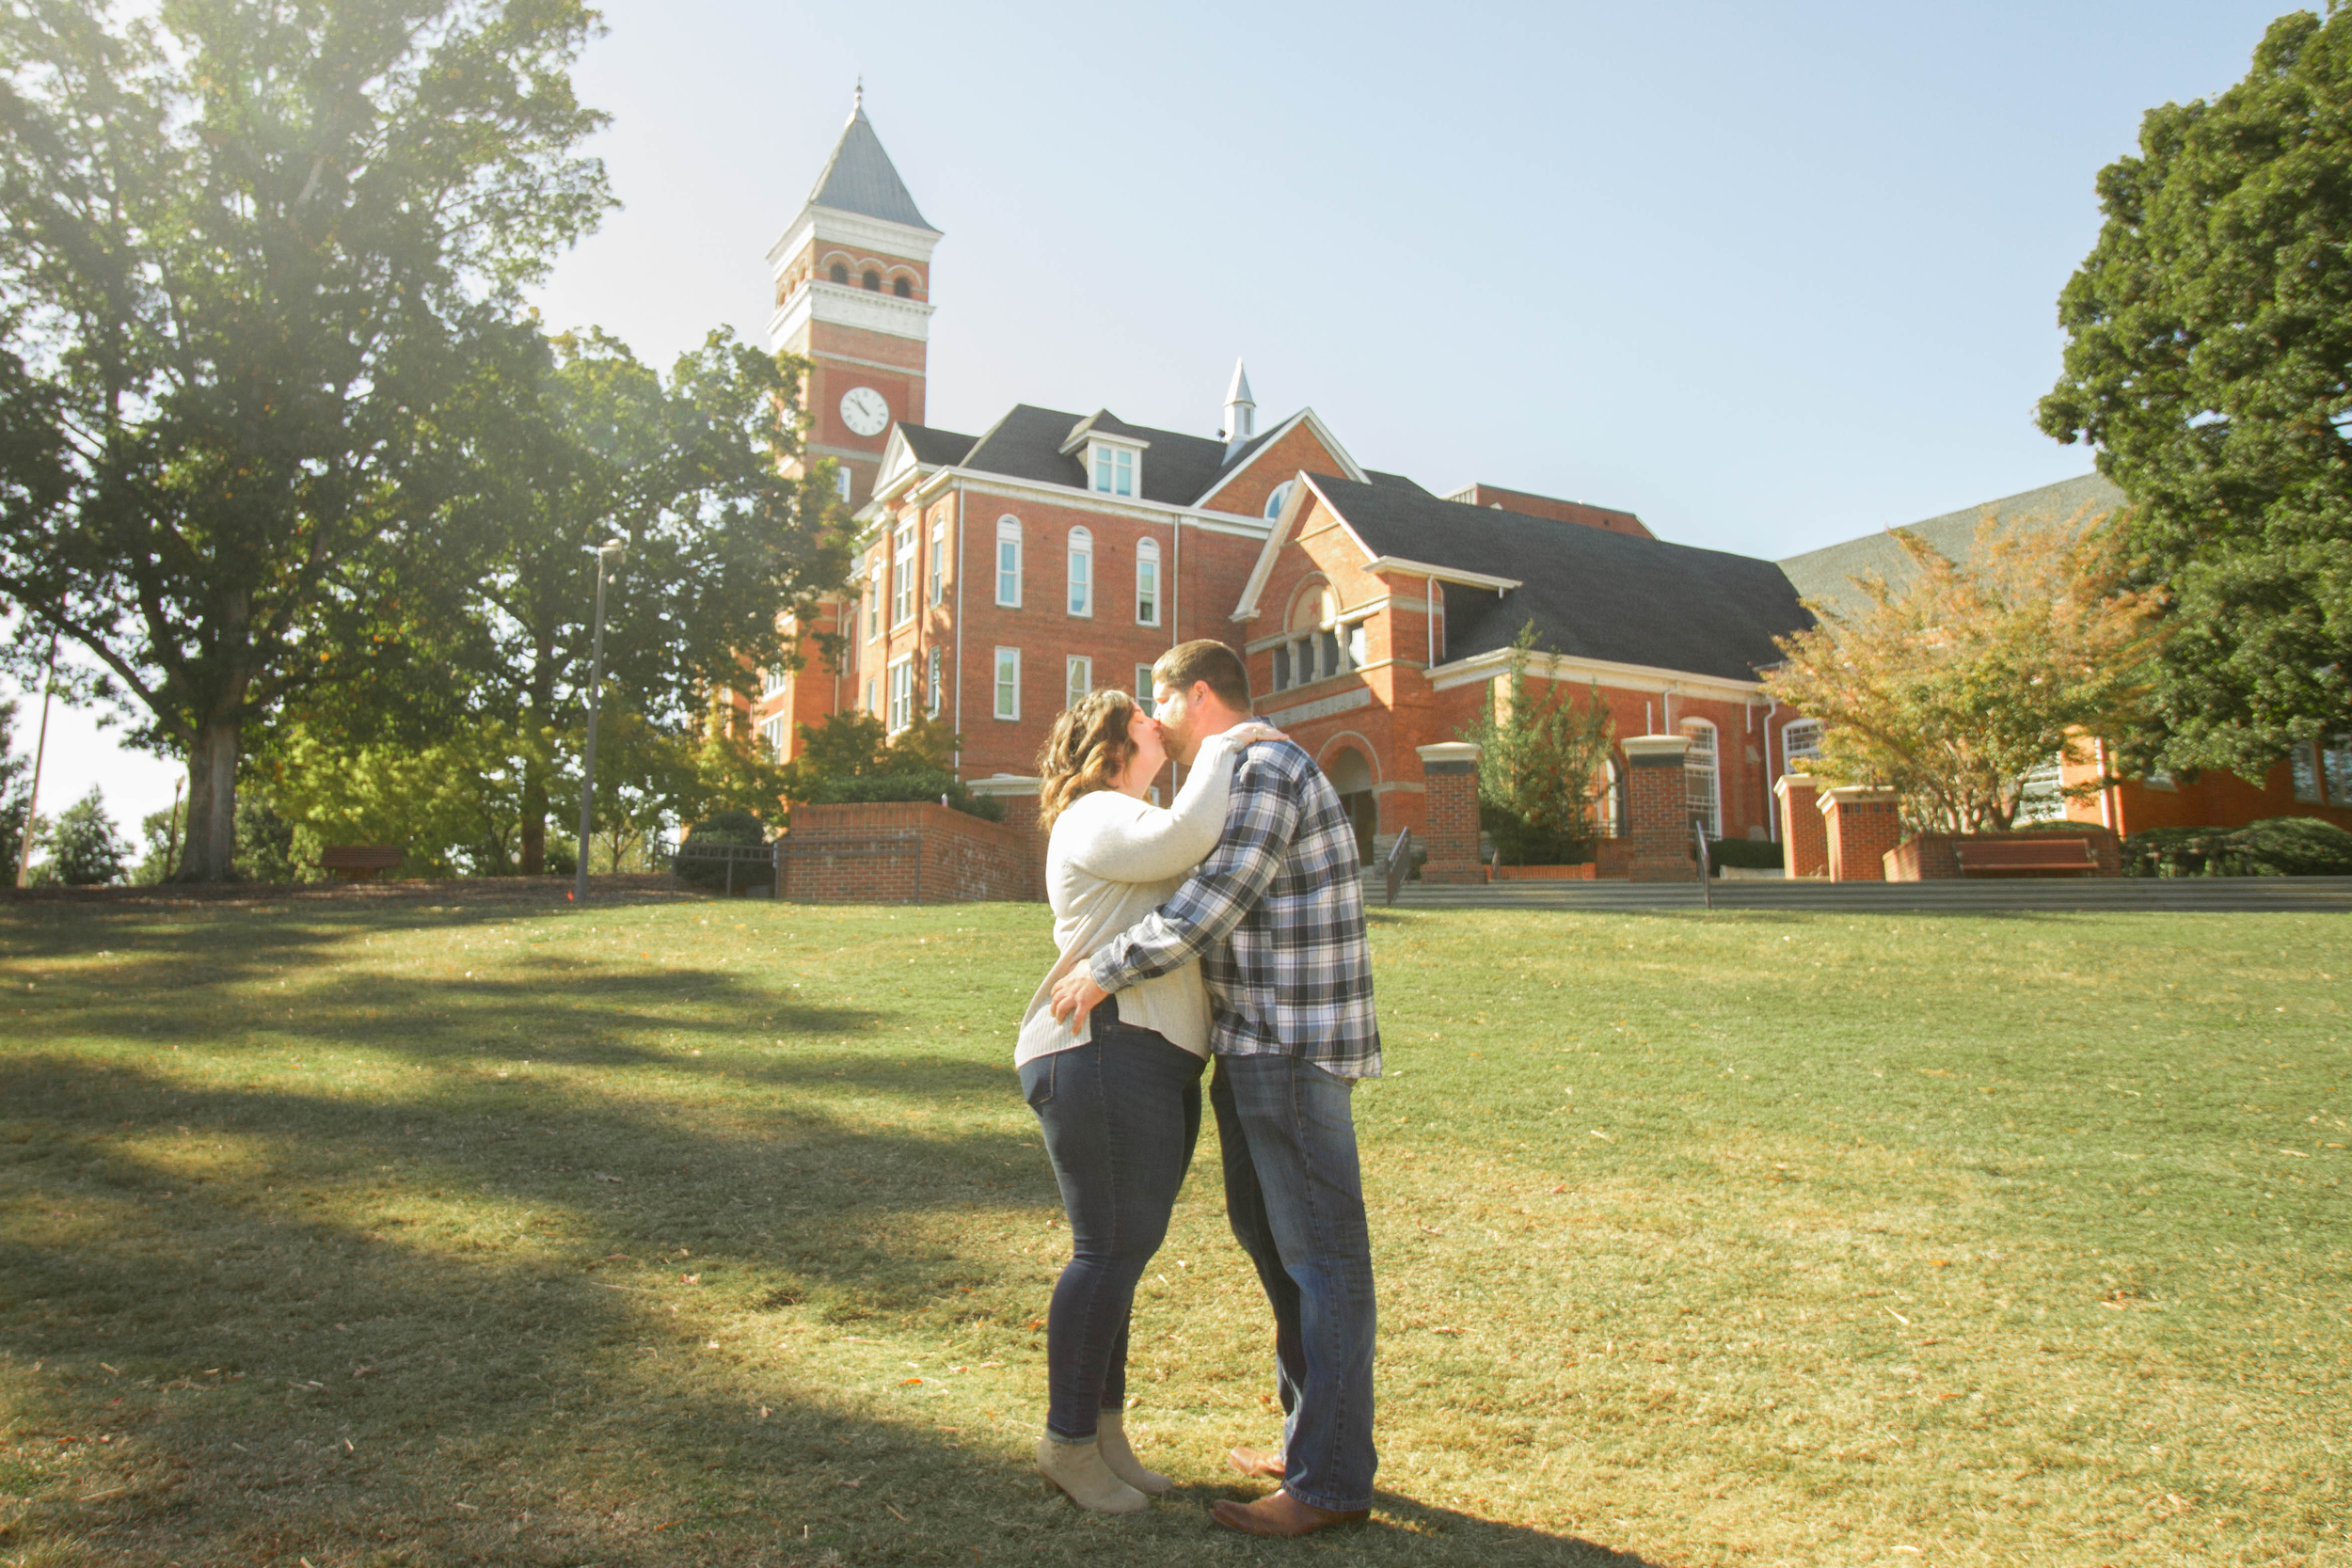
[
  {"xmin": 1414, "ymin": 742, "xmax": 1484, "ymax": 884},
  {"xmin": 1622, "ymin": 734, "xmax": 1699, "ymax": 882},
  {"xmin": 1819, "ymin": 786, "xmax": 1902, "ymax": 881},
  {"xmin": 1773, "ymin": 771, "xmax": 1826, "ymax": 878}
]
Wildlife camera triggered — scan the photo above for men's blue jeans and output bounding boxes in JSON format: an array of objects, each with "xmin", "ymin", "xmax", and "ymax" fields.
[
  {"xmin": 1210, "ymin": 1053, "xmax": 1378, "ymax": 1513},
  {"xmin": 1019, "ymin": 999, "xmax": 1204, "ymax": 1440}
]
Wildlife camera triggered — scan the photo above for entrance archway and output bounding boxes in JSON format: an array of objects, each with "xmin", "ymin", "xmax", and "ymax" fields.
[{"xmin": 1324, "ymin": 745, "xmax": 1377, "ymax": 863}]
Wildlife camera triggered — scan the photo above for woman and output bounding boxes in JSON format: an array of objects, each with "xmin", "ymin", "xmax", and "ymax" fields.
[{"xmin": 1016, "ymin": 689, "xmax": 1273, "ymax": 1513}]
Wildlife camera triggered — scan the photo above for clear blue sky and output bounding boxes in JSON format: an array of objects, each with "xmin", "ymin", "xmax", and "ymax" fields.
[{"xmin": 15, "ymin": 0, "xmax": 2302, "ymax": 840}]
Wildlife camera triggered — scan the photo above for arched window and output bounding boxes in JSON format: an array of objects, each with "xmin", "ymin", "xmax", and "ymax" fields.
[
  {"xmin": 1263, "ymin": 480, "xmax": 1295, "ymax": 521},
  {"xmin": 893, "ymin": 277, "xmax": 913, "ymax": 298},
  {"xmin": 1135, "ymin": 536, "xmax": 1161, "ymax": 626},
  {"xmin": 1782, "ymin": 718, "xmax": 1822, "ymax": 764},
  {"xmin": 829, "ymin": 262, "xmax": 849, "ymax": 285},
  {"xmin": 1067, "ymin": 527, "xmax": 1093, "ymax": 617},
  {"xmin": 1597, "ymin": 755, "xmax": 1625, "ymax": 839},
  {"xmin": 1680, "ymin": 719, "xmax": 1720, "ymax": 839},
  {"xmin": 862, "ymin": 270, "xmax": 881, "ymax": 291},
  {"xmin": 994, "ymin": 516, "xmax": 1022, "ymax": 608}
]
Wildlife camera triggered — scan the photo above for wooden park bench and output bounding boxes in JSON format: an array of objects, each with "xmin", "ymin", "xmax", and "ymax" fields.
[
  {"xmin": 1951, "ymin": 837, "xmax": 2100, "ymax": 879},
  {"xmin": 320, "ymin": 845, "xmax": 404, "ymax": 882}
]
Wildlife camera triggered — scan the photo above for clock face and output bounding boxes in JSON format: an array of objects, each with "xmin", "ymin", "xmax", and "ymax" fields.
[{"xmin": 839, "ymin": 387, "xmax": 890, "ymax": 437}]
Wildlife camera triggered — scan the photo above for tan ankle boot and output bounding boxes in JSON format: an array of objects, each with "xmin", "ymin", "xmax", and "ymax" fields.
[
  {"xmin": 1037, "ymin": 1433, "xmax": 1149, "ymax": 1513},
  {"xmin": 1094, "ymin": 1410, "xmax": 1172, "ymax": 1495}
]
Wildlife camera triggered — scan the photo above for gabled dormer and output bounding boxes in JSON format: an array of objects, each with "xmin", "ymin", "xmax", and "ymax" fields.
[{"xmin": 1058, "ymin": 410, "xmax": 1151, "ymax": 500}]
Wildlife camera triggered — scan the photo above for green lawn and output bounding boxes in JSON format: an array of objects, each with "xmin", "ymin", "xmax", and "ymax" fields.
[{"xmin": 0, "ymin": 894, "xmax": 2344, "ymax": 1568}]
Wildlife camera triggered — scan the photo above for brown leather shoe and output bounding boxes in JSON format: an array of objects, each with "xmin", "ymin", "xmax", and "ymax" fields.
[
  {"xmin": 1211, "ymin": 1490, "xmax": 1369, "ymax": 1537},
  {"xmin": 1226, "ymin": 1446, "xmax": 1286, "ymax": 1480}
]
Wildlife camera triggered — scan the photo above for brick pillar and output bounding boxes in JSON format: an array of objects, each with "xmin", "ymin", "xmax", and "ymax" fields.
[
  {"xmin": 966, "ymin": 774, "xmax": 1044, "ymax": 899},
  {"xmin": 1819, "ymin": 787, "xmax": 1902, "ymax": 881},
  {"xmin": 1414, "ymin": 742, "xmax": 1484, "ymax": 883},
  {"xmin": 1622, "ymin": 734, "xmax": 1699, "ymax": 882},
  {"xmin": 1774, "ymin": 771, "xmax": 1826, "ymax": 878}
]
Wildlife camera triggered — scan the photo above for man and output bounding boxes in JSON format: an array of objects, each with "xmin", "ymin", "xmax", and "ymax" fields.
[{"xmin": 1049, "ymin": 638, "xmax": 1380, "ymax": 1538}]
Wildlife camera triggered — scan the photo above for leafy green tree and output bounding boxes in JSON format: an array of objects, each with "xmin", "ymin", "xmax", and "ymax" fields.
[
  {"xmin": 2037, "ymin": 8, "xmax": 2352, "ymax": 774},
  {"xmin": 1761, "ymin": 517, "xmax": 2165, "ymax": 833},
  {"xmin": 261, "ymin": 720, "xmax": 538, "ymax": 878},
  {"xmin": 39, "ymin": 784, "xmax": 127, "ymax": 885},
  {"xmin": 0, "ymin": 0, "xmax": 612, "ymax": 881},
  {"xmin": 1459, "ymin": 622, "xmax": 1615, "ymax": 866},
  {"xmin": 778, "ymin": 710, "xmax": 1001, "ymax": 820},
  {"xmin": 0, "ymin": 697, "xmax": 29, "ymax": 882},
  {"xmin": 131, "ymin": 799, "xmax": 184, "ymax": 884}
]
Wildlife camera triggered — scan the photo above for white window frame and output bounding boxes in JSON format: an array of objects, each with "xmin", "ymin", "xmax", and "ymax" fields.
[
  {"xmin": 1135, "ymin": 662, "xmax": 1156, "ymax": 716},
  {"xmin": 2292, "ymin": 740, "xmax": 2322, "ymax": 803},
  {"xmin": 929, "ymin": 518, "xmax": 947, "ymax": 606},
  {"xmin": 1067, "ymin": 526, "xmax": 1093, "ymax": 618},
  {"xmin": 1263, "ymin": 480, "xmax": 1295, "ymax": 520},
  {"xmin": 926, "ymin": 645, "xmax": 943, "ymax": 717},
  {"xmin": 866, "ymin": 558, "xmax": 883, "ymax": 638},
  {"xmin": 1782, "ymin": 718, "xmax": 1823, "ymax": 763},
  {"xmin": 1680, "ymin": 718, "xmax": 1721, "ymax": 840},
  {"xmin": 759, "ymin": 714, "xmax": 787, "ymax": 761},
  {"xmin": 995, "ymin": 516, "xmax": 1023, "ymax": 608},
  {"xmin": 2327, "ymin": 735, "xmax": 2352, "ymax": 805},
  {"xmin": 1089, "ymin": 441, "xmax": 1137, "ymax": 498},
  {"xmin": 993, "ymin": 646, "xmax": 1021, "ymax": 721},
  {"xmin": 892, "ymin": 522, "xmax": 917, "ymax": 626},
  {"xmin": 887, "ymin": 655, "xmax": 914, "ymax": 734},
  {"xmin": 865, "ymin": 676, "xmax": 877, "ymax": 717},
  {"xmin": 834, "ymin": 467, "xmax": 851, "ymax": 502},
  {"xmin": 2016, "ymin": 753, "xmax": 2067, "ymax": 824},
  {"xmin": 761, "ymin": 664, "xmax": 789, "ymax": 699},
  {"xmin": 1136, "ymin": 536, "xmax": 1161, "ymax": 626},
  {"xmin": 1066, "ymin": 655, "xmax": 1092, "ymax": 711}
]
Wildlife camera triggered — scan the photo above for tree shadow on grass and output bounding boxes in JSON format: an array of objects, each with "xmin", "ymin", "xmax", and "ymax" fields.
[{"xmin": 0, "ymin": 1055, "xmax": 1659, "ymax": 1568}]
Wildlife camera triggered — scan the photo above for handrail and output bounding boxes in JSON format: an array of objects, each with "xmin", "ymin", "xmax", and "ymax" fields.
[
  {"xmin": 1692, "ymin": 817, "xmax": 1713, "ymax": 911},
  {"xmin": 1384, "ymin": 827, "xmax": 1413, "ymax": 908}
]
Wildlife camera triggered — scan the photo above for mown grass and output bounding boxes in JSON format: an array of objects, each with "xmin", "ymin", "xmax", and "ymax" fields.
[{"xmin": 0, "ymin": 894, "xmax": 2344, "ymax": 1568}]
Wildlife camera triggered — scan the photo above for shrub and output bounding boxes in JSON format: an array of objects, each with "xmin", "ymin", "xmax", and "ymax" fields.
[
  {"xmin": 1707, "ymin": 837, "xmax": 1785, "ymax": 872},
  {"xmin": 2123, "ymin": 816, "xmax": 2352, "ymax": 878},
  {"xmin": 675, "ymin": 809, "xmax": 769, "ymax": 890},
  {"xmin": 780, "ymin": 712, "xmax": 1003, "ymax": 823}
]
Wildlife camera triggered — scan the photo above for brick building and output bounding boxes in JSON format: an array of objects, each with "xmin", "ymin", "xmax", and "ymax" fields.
[{"xmin": 747, "ymin": 98, "xmax": 2352, "ymax": 874}]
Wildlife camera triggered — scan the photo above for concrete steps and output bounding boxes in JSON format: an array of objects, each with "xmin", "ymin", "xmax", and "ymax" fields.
[{"xmin": 1359, "ymin": 873, "xmax": 2352, "ymax": 914}]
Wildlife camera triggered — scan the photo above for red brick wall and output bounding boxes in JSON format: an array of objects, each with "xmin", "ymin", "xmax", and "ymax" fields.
[
  {"xmin": 1821, "ymin": 792, "xmax": 1902, "ymax": 882},
  {"xmin": 1776, "ymin": 774, "xmax": 1825, "ymax": 878},
  {"xmin": 777, "ymin": 801, "xmax": 1041, "ymax": 904},
  {"xmin": 1197, "ymin": 420, "xmax": 1354, "ymax": 521},
  {"xmin": 1454, "ymin": 483, "xmax": 1651, "ymax": 539}
]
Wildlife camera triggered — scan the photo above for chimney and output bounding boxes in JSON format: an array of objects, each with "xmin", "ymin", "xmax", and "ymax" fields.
[{"xmin": 1222, "ymin": 358, "xmax": 1256, "ymax": 462}]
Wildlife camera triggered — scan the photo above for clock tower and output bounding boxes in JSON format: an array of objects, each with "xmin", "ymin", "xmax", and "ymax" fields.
[{"xmin": 767, "ymin": 88, "xmax": 939, "ymax": 508}]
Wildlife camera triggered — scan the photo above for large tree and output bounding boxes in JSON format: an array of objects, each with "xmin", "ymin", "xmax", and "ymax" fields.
[
  {"xmin": 1762, "ymin": 519, "xmax": 2166, "ymax": 834},
  {"xmin": 0, "ymin": 0, "xmax": 612, "ymax": 879},
  {"xmin": 2038, "ymin": 6, "xmax": 2352, "ymax": 776}
]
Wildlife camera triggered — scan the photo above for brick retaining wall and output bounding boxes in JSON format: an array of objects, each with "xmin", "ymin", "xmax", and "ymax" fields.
[{"xmin": 778, "ymin": 802, "xmax": 1042, "ymax": 904}]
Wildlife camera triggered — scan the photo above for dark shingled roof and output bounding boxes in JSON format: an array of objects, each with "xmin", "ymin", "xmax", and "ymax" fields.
[
  {"xmin": 806, "ymin": 107, "xmax": 934, "ymax": 230},
  {"xmin": 960, "ymin": 404, "xmax": 1266, "ymax": 507},
  {"xmin": 896, "ymin": 423, "xmax": 977, "ymax": 467},
  {"xmin": 1307, "ymin": 475, "xmax": 1812, "ymax": 683},
  {"xmin": 1776, "ymin": 473, "xmax": 2123, "ymax": 621}
]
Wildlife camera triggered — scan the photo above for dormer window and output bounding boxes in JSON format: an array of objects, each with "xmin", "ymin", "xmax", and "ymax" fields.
[{"xmin": 1089, "ymin": 442, "xmax": 1136, "ymax": 498}]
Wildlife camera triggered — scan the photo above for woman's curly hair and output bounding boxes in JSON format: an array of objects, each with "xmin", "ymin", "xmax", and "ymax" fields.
[{"xmin": 1037, "ymin": 689, "xmax": 1142, "ymax": 836}]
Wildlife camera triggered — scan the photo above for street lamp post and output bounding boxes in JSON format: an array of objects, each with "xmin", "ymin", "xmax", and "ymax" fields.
[{"xmin": 573, "ymin": 540, "xmax": 626, "ymax": 903}]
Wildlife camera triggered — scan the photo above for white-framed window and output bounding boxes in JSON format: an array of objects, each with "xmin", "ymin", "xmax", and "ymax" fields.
[
  {"xmin": 865, "ymin": 676, "xmax": 877, "ymax": 717},
  {"xmin": 760, "ymin": 714, "xmax": 787, "ymax": 761},
  {"xmin": 1680, "ymin": 719, "xmax": 1720, "ymax": 839},
  {"xmin": 995, "ymin": 516, "xmax": 1022, "ymax": 608},
  {"xmin": 866, "ymin": 556, "xmax": 883, "ymax": 638},
  {"xmin": 1136, "ymin": 536, "xmax": 1160, "ymax": 626},
  {"xmin": 1597, "ymin": 756, "xmax": 1625, "ymax": 838},
  {"xmin": 887, "ymin": 656, "xmax": 914, "ymax": 733},
  {"xmin": 834, "ymin": 467, "xmax": 851, "ymax": 502},
  {"xmin": 1067, "ymin": 527, "xmax": 1093, "ymax": 617},
  {"xmin": 926, "ymin": 645, "xmax": 943, "ymax": 717},
  {"xmin": 1136, "ymin": 663, "xmax": 1156, "ymax": 716},
  {"xmin": 761, "ymin": 664, "xmax": 789, "ymax": 699},
  {"xmin": 2327, "ymin": 736, "xmax": 2352, "ymax": 804},
  {"xmin": 892, "ymin": 522, "xmax": 916, "ymax": 626},
  {"xmin": 2016, "ymin": 752, "xmax": 2067, "ymax": 823},
  {"xmin": 993, "ymin": 647, "xmax": 1021, "ymax": 720},
  {"xmin": 1782, "ymin": 718, "xmax": 1822, "ymax": 764},
  {"xmin": 1263, "ymin": 480, "xmax": 1295, "ymax": 520},
  {"xmin": 1089, "ymin": 442, "xmax": 1136, "ymax": 498},
  {"xmin": 1066, "ymin": 655, "xmax": 1092, "ymax": 710},
  {"xmin": 2292, "ymin": 741, "xmax": 2322, "ymax": 802},
  {"xmin": 929, "ymin": 518, "xmax": 947, "ymax": 606}
]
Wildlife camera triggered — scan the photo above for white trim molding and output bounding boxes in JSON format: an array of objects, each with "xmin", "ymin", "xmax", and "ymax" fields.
[
  {"xmin": 1191, "ymin": 406, "xmax": 1368, "ymax": 511},
  {"xmin": 769, "ymin": 279, "xmax": 937, "ymax": 351},
  {"xmin": 766, "ymin": 206, "xmax": 942, "ymax": 273},
  {"xmin": 1262, "ymin": 687, "xmax": 1373, "ymax": 728},
  {"xmin": 1427, "ymin": 646, "xmax": 1768, "ymax": 705}
]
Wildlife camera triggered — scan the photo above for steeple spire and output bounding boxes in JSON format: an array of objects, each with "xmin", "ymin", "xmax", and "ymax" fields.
[
  {"xmin": 1223, "ymin": 358, "xmax": 1257, "ymax": 460},
  {"xmin": 802, "ymin": 84, "xmax": 935, "ymax": 231}
]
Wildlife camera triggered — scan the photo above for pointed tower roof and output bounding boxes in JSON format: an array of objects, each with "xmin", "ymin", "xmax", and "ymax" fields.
[
  {"xmin": 1225, "ymin": 358, "xmax": 1254, "ymax": 409},
  {"xmin": 804, "ymin": 87, "xmax": 935, "ymax": 231}
]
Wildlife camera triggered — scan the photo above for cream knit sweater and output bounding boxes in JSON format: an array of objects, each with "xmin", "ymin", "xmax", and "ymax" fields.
[{"xmin": 1014, "ymin": 731, "xmax": 1245, "ymax": 1067}]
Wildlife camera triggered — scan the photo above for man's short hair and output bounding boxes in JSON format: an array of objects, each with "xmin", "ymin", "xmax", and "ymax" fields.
[{"xmin": 1153, "ymin": 640, "xmax": 1251, "ymax": 711}]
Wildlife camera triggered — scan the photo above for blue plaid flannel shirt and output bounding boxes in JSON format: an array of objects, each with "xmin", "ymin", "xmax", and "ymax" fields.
[{"xmin": 1089, "ymin": 736, "xmax": 1382, "ymax": 1079}]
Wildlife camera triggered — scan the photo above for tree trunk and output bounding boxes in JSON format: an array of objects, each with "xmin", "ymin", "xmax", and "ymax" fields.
[
  {"xmin": 178, "ymin": 719, "xmax": 241, "ymax": 882},
  {"xmin": 518, "ymin": 642, "xmax": 556, "ymax": 875}
]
